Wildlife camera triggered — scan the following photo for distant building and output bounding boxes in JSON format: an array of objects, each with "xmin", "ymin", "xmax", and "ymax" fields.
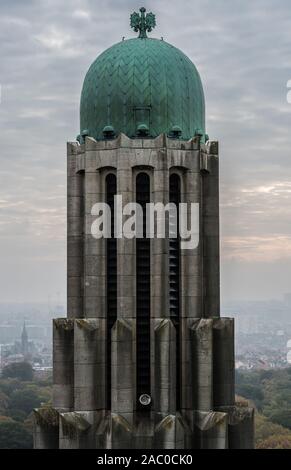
[
  {"xmin": 0, "ymin": 321, "xmax": 42, "ymax": 369},
  {"xmin": 21, "ymin": 322, "xmax": 29, "ymax": 359}
]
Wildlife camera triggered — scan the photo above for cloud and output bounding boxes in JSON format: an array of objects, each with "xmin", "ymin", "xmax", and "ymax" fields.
[
  {"xmin": 222, "ymin": 236, "xmax": 291, "ymax": 262},
  {"xmin": 35, "ymin": 26, "xmax": 71, "ymax": 50},
  {"xmin": 0, "ymin": 0, "xmax": 291, "ymax": 301},
  {"xmin": 34, "ymin": 25, "xmax": 83, "ymax": 57},
  {"xmin": 72, "ymin": 9, "xmax": 91, "ymax": 20}
]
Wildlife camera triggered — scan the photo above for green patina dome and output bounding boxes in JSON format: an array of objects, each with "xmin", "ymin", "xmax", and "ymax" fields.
[{"xmin": 80, "ymin": 11, "xmax": 205, "ymax": 141}]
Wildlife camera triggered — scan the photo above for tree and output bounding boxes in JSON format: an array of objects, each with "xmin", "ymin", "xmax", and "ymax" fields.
[
  {"xmin": 0, "ymin": 378, "xmax": 23, "ymax": 396},
  {"xmin": 1, "ymin": 362, "xmax": 33, "ymax": 381},
  {"xmin": 255, "ymin": 414, "xmax": 291, "ymax": 442},
  {"xmin": 6, "ymin": 409, "xmax": 27, "ymax": 423},
  {"xmin": 236, "ymin": 383, "xmax": 264, "ymax": 407},
  {"xmin": 268, "ymin": 409, "xmax": 291, "ymax": 430},
  {"xmin": 0, "ymin": 415, "xmax": 13, "ymax": 423},
  {"xmin": 10, "ymin": 389, "xmax": 42, "ymax": 415},
  {"xmin": 0, "ymin": 420, "xmax": 32, "ymax": 449},
  {"xmin": 259, "ymin": 370, "xmax": 275, "ymax": 381},
  {"xmin": 0, "ymin": 391, "xmax": 9, "ymax": 413},
  {"xmin": 257, "ymin": 435, "xmax": 291, "ymax": 449}
]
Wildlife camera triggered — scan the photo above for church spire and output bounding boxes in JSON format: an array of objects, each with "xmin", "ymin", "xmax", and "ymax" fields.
[{"xmin": 21, "ymin": 321, "xmax": 29, "ymax": 357}]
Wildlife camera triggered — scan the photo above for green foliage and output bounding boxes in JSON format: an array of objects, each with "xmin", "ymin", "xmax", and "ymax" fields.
[
  {"xmin": 237, "ymin": 368, "xmax": 291, "ymax": 449},
  {"xmin": 237, "ymin": 368, "xmax": 291, "ymax": 427},
  {"xmin": 36, "ymin": 375, "xmax": 52, "ymax": 387},
  {"xmin": 257, "ymin": 434, "xmax": 291, "ymax": 449},
  {"xmin": 255, "ymin": 413, "xmax": 291, "ymax": 441},
  {"xmin": 0, "ymin": 420, "xmax": 33, "ymax": 449},
  {"xmin": 0, "ymin": 415, "xmax": 13, "ymax": 423},
  {"xmin": 0, "ymin": 391, "xmax": 9, "ymax": 413},
  {"xmin": 268, "ymin": 410, "xmax": 291, "ymax": 430},
  {"xmin": 0, "ymin": 371, "xmax": 52, "ymax": 448},
  {"xmin": 237, "ymin": 384, "xmax": 264, "ymax": 404},
  {"xmin": 1, "ymin": 362, "xmax": 33, "ymax": 381},
  {"xmin": 9, "ymin": 389, "xmax": 42, "ymax": 415},
  {"xmin": 0, "ymin": 375, "xmax": 52, "ymax": 417},
  {"xmin": 0, "ymin": 378, "xmax": 23, "ymax": 395},
  {"xmin": 260, "ymin": 370, "xmax": 275, "ymax": 381},
  {"xmin": 5, "ymin": 409, "xmax": 27, "ymax": 423}
]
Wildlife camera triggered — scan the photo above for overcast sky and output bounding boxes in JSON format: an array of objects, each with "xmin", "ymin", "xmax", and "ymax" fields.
[{"xmin": 0, "ymin": 0, "xmax": 291, "ymax": 305}]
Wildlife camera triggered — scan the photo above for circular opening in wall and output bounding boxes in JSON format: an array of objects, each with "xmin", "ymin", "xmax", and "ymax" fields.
[{"xmin": 139, "ymin": 394, "xmax": 152, "ymax": 406}]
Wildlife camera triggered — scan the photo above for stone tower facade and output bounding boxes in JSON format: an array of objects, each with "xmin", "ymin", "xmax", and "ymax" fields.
[{"xmin": 34, "ymin": 8, "xmax": 254, "ymax": 449}]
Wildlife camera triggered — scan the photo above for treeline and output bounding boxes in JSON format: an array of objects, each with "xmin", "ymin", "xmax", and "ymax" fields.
[
  {"xmin": 236, "ymin": 367, "xmax": 291, "ymax": 449},
  {"xmin": 0, "ymin": 362, "xmax": 52, "ymax": 449},
  {"xmin": 1, "ymin": 362, "xmax": 291, "ymax": 448}
]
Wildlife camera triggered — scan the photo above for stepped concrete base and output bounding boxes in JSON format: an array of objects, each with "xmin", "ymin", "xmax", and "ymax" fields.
[{"xmin": 34, "ymin": 407, "xmax": 254, "ymax": 449}]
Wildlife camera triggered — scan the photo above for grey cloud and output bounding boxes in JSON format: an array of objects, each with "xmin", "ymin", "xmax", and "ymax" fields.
[{"xmin": 0, "ymin": 0, "xmax": 291, "ymax": 302}]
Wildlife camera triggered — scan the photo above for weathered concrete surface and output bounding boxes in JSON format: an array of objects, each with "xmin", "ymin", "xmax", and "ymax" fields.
[
  {"xmin": 33, "ymin": 407, "xmax": 59, "ymax": 449},
  {"xmin": 53, "ymin": 319, "xmax": 74, "ymax": 411},
  {"xmin": 218, "ymin": 405, "xmax": 255, "ymax": 449},
  {"xmin": 74, "ymin": 319, "xmax": 106, "ymax": 411},
  {"xmin": 34, "ymin": 137, "xmax": 254, "ymax": 449}
]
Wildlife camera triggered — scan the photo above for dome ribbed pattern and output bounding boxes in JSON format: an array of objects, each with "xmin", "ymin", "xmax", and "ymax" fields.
[{"xmin": 80, "ymin": 38, "xmax": 205, "ymax": 141}]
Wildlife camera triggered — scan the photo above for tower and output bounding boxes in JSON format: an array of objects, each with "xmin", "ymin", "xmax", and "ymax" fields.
[
  {"xmin": 34, "ymin": 8, "xmax": 254, "ymax": 449},
  {"xmin": 21, "ymin": 321, "xmax": 29, "ymax": 360}
]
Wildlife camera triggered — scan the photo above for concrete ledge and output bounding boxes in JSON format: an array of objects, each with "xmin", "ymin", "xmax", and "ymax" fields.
[
  {"xmin": 217, "ymin": 405, "xmax": 255, "ymax": 449},
  {"xmin": 192, "ymin": 410, "xmax": 228, "ymax": 449},
  {"xmin": 33, "ymin": 407, "xmax": 59, "ymax": 449}
]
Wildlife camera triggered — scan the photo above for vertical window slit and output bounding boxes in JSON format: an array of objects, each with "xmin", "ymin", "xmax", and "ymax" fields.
[
  {"xmin": 136, "ymin": 172, "xmax": 151, "ymax": 409},
  {"xmin": 169, "ymin": 174, "xmax": 181, "ymax": 410},
  {"xmin": 106, "ymin": 174, "xmax": 117, "ymax": 410}
]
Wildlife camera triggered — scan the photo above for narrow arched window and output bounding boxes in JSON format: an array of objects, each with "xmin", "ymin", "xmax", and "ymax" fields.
[
  {"xmin": 169, "ymin": 173, "xmax": 181, "ymax": 410},
  {"xmin": 136, "ymin": 172, "xmax": 151, "ymax": 410},
  {"xmin": 106, "ymin": 173, "xmax": 117, "ymax": 410}
]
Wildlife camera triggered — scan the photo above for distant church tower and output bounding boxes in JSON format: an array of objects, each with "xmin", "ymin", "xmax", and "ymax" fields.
[
  {"xmin": 21, "ymin": 322, "xmax": 29, "ymax": 360},
  {"xmin": 34, "ymin": 8, "xmax": 254, "ymax": 449}
]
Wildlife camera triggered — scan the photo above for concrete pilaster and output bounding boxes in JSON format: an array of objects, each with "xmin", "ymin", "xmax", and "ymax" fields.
[
  {"xmin": 33, "ymin": 408, "xmax": 59, "ymax": 449},
  {"xmin": 74, "ymin": 319, "xmax": 106, "ymax": 411},
  {"xmin": 191, "ymin": 319, "xmax": 213, "ymax": 411},
  {"xmin": 67, "ymin": 143, "xmax": 84, "ymax": 319},
  {"xmin": 154, "ymin": 414, "xmax": 186, "ymax": 449},
  {"xmin": 151, "ymin": 152, "xmax": 169, "ymax": 319},
  {"xmin": 154, "ymin": 319, "xmax": 176, "ymax": 414},
  {"xmin": 84, "ymin": 167, "xmax": 106, "ymax": 318},
  {"xmin": 192, "ymin": 411, "xmax": 228, "ymax": 449},
  {"xmin": 59, "ymin": 411, "xmax": 94, "ymax": 449},
  {"xmin": 219, "ymin": 405, "xmax": 255, "ymax": 449},
  {"xmin": 181, "ymin": 164, "xmax": 203, "ymax": 319},
  {"xmin": 202, "ymin": 143, "xmax": 220, "ymax": 318},
  {"xmin": 53, "ymin": 319, "xmax": 74, "ymax": 410},
  {"xmin": 117, "ymin": 161, "xmax": 135, "ymax": 320},
  {"xmin": 111, "ymin": 414, "xmax": 133, "ymax": 449},
  {"xmin": 111, "ymin": 318, "xmax": 135, "ymax": 415},
  {"xmin": 213, "ymin": 318, "xmax": 235, "ymax": 407}
]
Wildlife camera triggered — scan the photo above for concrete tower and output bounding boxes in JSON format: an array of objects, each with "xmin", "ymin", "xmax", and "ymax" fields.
[{"xmin": 34, "ymin": 8, "xmax": 254, "ymax": 449}]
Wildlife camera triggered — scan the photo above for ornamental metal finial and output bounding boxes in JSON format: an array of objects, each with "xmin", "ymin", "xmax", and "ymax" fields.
[{"xmin": 130, "ymin": 7, "xmax": 156, "ymax": 38}]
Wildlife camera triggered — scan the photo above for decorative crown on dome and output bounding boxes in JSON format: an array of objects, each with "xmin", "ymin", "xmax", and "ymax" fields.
[
  {"xmin": 80, "ymin": 8, "xmax": 205, "ymax": 141},
  {"xmin": 130, "ymin": 7, "xmax": 156, "ymax": 38}
]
